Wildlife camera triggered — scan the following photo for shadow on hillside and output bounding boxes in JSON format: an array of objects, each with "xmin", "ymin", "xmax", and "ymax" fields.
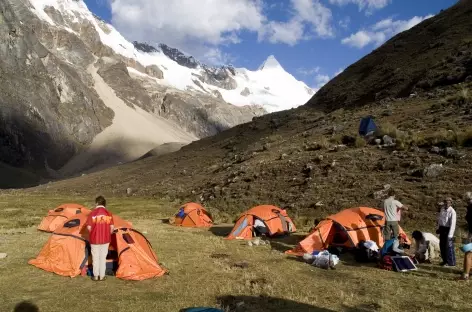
[
  {"xmin": 216, "ymin": 295, "xmax": 336, "ymax": 312},
  {"xmin": 208, "ymin": 225, "xmax": 233, "ymax": 237},
  {"xmin": 13, "ymin": 301, "xmax": 39, "ymax": 312}
]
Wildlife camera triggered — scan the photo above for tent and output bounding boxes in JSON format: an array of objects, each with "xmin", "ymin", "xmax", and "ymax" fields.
[
  {"xmin": 173, "ymin": 202, "xmax": 213, "ymax": 227},
  {"xmin": 286, "ymin": 207, "xmax": 410, "ymax": 256},
  {"xmin": 38, "ymin": 203, "xmax": 90, "ymax": 232},
  {"xmin": 226, "ymin": 205, "xmax": 296, "ymax": 240},
  {"xmin": 358, "ymin": 116, "xmax": 377, "ymax": 136},
  {"xmin": 29, "ymin": 213, "xmax": 167, "ymax": 280}
]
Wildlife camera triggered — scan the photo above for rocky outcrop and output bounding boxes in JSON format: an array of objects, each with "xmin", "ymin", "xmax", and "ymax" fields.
[
  {"xmin": 240, "ymin": 87, "xmax": 251, "ymax": 96},
  {"xmin": 198, "ymin": 66, "xmax": 238, "ymax": 90},
  {"xmin": 159, "ymin": 93, "xmax": 265, "ymax": 138},
  {"xmin": 133, "ymin": 41, "xmax": 158, "ymax": 53},
  {"xmin": 145, "ymin": 64, "xmax": 164, "ymax": 79},
  {"xmin": 0, "ymin": 0, "xmax": 112, "ymax": 175},
  {"xmin": 96, "ymin": 58, "xmax": 154, "ymax": 112},
  {"xmin": 159, "ymin": 43, "xmax": 198, "ymax": 69}
]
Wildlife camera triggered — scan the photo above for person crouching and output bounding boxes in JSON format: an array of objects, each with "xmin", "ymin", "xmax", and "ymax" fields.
[{"xmin": 411, "ymin": 230, "xmax": 440, "ymax": 263}]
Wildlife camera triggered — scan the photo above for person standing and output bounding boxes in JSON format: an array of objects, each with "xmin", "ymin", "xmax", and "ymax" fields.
[
  {"xmin": 465, "ymin": 192, "xmax": 472, "ymax": 241},
  {"xmin": 86, "ymin": 196, "xmax": 114, "ymax": 281},
  {"xmin": 437, "ymin": 198, "xmax": 457, "ymax": 267},
  {"xmin": 382, "ymin": 189, "xmax": 408, "ymax": 241}
]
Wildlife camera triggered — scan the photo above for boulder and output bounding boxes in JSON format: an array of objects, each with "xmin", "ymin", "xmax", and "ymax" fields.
[
  {"xmin": 145, "ymin": 65, "xmax": 164, "ymax": 79},
  {"xmin": 383, "ymin": 135, "xmax": 394, "ymax": 146},
  {"xmin": 423, "ymin": 163, "xmax": 444, "ymax": 178},
  {"xmin": 431, "ymin": 146, "xmax": 441, "ymax": 154}
]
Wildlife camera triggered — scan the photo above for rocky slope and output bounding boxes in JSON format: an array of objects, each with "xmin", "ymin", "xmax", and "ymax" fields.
[{"xmin": 28, "ymin": 0, "xmax": 472, "ymax": 230}]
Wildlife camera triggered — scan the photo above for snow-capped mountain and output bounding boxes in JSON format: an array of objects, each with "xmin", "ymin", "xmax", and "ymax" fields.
[{"xmin": 29, "ymin": 0, "xmax": 314, "ymax": 113}]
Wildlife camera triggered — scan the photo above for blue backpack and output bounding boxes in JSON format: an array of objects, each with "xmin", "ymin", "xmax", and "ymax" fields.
[
  {"xmin": 176, "ymin": 208, "xmax": 186, "ymax": 218},
  {"xmin": 380, "ymin": 239, "xmax": 395, "ymax": 257}
]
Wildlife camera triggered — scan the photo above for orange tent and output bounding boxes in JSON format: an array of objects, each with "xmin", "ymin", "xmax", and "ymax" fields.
[
  {"xmin": 286, "ymin": 207, "xmax": 411, "ymax": 256},
  {"xmin": 226, "ymin": 205, "xmax": 296, "ymax": 240},
  {"xmin": 38, "ymin": 203, "xmax": 90, "ymax": 232},
  {"xmin": 29, "ymin": 212, "xmax": 167, "ymax": 280},
  {"xmin": 173, "ymin": 202, "xmax": 213, "ymax": 227}
]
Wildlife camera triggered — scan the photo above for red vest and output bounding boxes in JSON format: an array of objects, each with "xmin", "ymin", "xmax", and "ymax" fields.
[{"xmin": 86, "ymin": 206, "xmax": 113, "ymax": 244}]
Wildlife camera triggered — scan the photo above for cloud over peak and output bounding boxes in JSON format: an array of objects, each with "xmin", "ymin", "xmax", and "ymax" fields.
[
  {"xmin": 109, "ymin": 0, "xmax": 337, "ymax": 63},
  {"xmin": 341, "ymin": 14, "xmax": 434, "ymax": 49}
]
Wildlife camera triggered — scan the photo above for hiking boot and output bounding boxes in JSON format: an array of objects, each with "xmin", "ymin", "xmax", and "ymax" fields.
[
  {"xmin": 91, "ymin": 276, "xmax": 99, "ymax": 281},
  {"xmin": 100, "ymin": 276, "xmax": 107, "ymax": 281}
]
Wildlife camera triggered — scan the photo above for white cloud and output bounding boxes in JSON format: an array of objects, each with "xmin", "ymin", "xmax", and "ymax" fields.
[
  {"xmin": 339, "ymin": 17, "xmax": 351, "ymax": 29},
  {"xmin": 298, "ymin": 66, "xmax": 321, "ymax": 75},
  {"xmin": 258, "ymin": 0, "xmax": 334, "ymax": 45},
  {"xmin": 341, "ymin": 30, "xmax": 385, "ymax": 48},
  {"xmin": 314, "ymin": 74, "xmax": 330, "ymax": 89},
  {"xmin": 203, "ymin": 48, "xmax": 236, "ymax": 65},
  {"xmin": 259, "ymin": 19, "xmax": 305, "ymax": 46},
  {"xmin": 329, "ymin": 0, "xmax": 391, "ymax": 14},
  {"xmin": 291, "ymin": 0, "xmax": 334, "ymax": 37},
  {"xmin": 334, "ymin": 68, "xmax": 344, "ymax": 76},
  {"xmin": 109, "ymin": 0, "xmax": 265, "ymax": 63},
  {"xmin": 109, "ymin": 0, "xmax": 335, "ymax": 61},
  {"xmin": 342, "ymin": 14, "xmax": 433, "ymax": 49}
]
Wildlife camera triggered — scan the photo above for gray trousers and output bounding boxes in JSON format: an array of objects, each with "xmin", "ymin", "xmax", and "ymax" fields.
[
  {"xmin": 91, "ymin": 243, "xmax": 109, "ymax": 279},
  {"xmin": 383, "ymin": 221, "xmax": 399, "ymax": 240}
]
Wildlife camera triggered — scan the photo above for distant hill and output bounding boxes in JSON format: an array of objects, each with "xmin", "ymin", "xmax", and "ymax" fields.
[{"xmin": 308, "ymin": 0, "xmax": 472, "ymax": 112}]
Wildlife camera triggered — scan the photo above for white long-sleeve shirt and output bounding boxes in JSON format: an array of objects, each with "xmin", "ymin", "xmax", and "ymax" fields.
[{"xmin": 438, "ymin": 206, "xmax": 457, "ymax": 238}]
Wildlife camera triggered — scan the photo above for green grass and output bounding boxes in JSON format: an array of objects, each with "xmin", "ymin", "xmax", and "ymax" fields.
[{"xmin": 0, "ymin": 194, "xmax": 471, "ymax": 312}]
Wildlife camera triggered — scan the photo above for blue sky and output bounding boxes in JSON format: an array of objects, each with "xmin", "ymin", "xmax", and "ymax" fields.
[{"xmin": 84, "ymin": 0, "xmax": 457, "ymax": 89}]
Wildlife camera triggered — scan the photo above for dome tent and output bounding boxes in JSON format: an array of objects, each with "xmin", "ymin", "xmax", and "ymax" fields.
[
  {"xmin": 226, "ymin": 205, "xmax": 296, "ymax": 240},
  {"xmin": 173, "ymin": 202, "xmax": 213, "ymax": 227},
  {"xmin": 286, "ymin": 207, "xmax": 410, "ymax": 256},
  {"xmin": 37, "ymin": 203, "xmax": 90, "ymax": 232}
]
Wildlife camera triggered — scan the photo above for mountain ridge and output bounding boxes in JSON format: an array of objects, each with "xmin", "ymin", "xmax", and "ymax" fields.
[{"xmin": 29, "ymin": 0, "xmax": 314, "ymax": 113}]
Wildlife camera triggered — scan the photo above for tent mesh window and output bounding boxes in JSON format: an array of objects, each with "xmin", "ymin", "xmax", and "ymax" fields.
[
  {"xmin": 54, "ymin": 208, "xmax": 64, "ymax": 212},
  {"xmin": 63, "ymin": 219, "xmax": 81, "ymax": 228},
  {"xmin": 122, "ymin": 233, "xmax": 135, "ymax": 244}
]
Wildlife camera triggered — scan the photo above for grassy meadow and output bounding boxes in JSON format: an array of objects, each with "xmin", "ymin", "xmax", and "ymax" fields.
[{"xmin": 0, "ymin": 194, "xmax": 471, "ymax": 312}]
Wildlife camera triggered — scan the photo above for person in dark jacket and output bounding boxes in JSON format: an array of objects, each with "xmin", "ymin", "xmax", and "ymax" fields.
[{"xmin": 465, "ymin": 192, "xmax": 472, "ymax": 241}]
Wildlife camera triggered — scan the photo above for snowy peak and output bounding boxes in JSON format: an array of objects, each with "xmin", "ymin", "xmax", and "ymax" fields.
[
  {"xmin": 27, "ymin": 0, "xmax": 314, "ymax": 113},
  {"xmin": 258, "ymin": 55, "xmax": 283, "ymax": 71}
]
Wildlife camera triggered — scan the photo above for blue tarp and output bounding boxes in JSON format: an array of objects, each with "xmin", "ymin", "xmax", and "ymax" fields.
[
  {"xmin": 183, "ymin": 309, "xmax": 224, "ymax": 312},
  {"xmin": 358, "ymin": 116, "xmax": 377, "ymax": 136}
]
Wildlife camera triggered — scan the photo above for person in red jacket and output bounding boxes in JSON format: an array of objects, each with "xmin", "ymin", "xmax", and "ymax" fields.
[{"xmin": 86, "ymin": 196, "xmax": 114, "ymax": 281}]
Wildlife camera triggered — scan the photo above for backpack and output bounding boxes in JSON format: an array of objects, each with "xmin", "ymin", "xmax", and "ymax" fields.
[
  {"xmin": 355, "ymin": 241, "xmax": 378, "ymax": 263},
  {"xmin": 380, "ymin": 239, "xmax": 395, "ymax": 257},
  {"xmin": 379, "ymin": 255, "xmax": 393, "ymax": 271}
]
